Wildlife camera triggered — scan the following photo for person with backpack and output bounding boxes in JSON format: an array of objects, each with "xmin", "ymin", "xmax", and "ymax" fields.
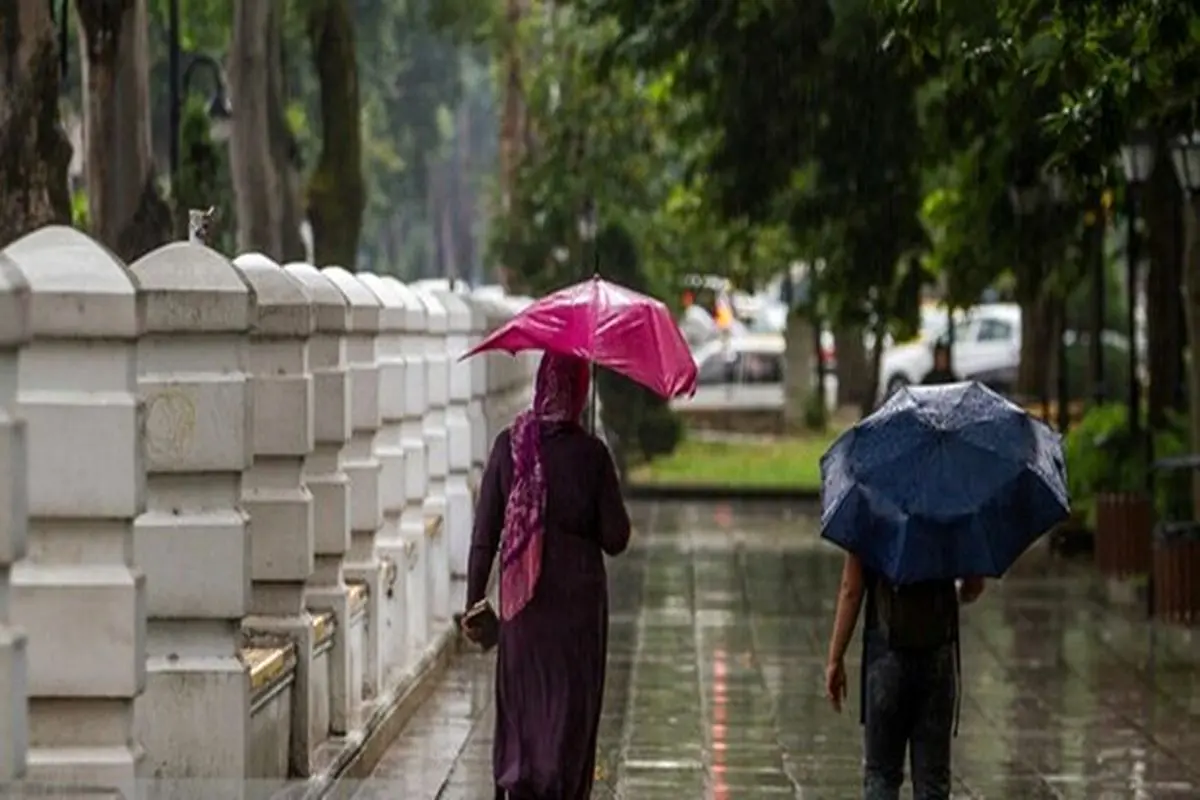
[{"xmin": 824, "ymin": 551, "xmax": 985, "ymax": 799}]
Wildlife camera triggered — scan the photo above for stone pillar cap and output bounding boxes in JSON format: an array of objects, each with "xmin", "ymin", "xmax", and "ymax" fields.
[
  {"xmin": 282, "ymin": 262, "xmax": 350, "ymax": 333},
  {"xmin": 355, "ymin": 273, "xmax": 407, "ymax": 333},
  {"xmin": 130, "ymin": 242, "xmax": 254, "ymax": 333},
  {"xmin": 2, "ymin": 225, "xmax": 140, "ymax": 339},
  {"xmin": 233, "ymin": 253, "xmax": 315, "ymax": 337},
  {"xmin": 469, "ymin": 291, "xmax": 513, "ymax": 328},
  {"xmin": 0, "ymin": 253, "xmax": 31, "ymax": 347},
  {"xmin": 321, "ymin": 266, "xmax": 380, "ymax": 334},
  {"xmin": 408, "ymin": 284, "xmax": 448, "ymax": 334},
  {"xmin": 379, "ymin": 275, "xmax": 426, "ymax": 332},
  {"xmin": 458, "ymin": 293, "xmax": 489, "ymax": 334},
  {"xmin": 431, "ymin": 289, "xmax": 471, "ymax": 333}
]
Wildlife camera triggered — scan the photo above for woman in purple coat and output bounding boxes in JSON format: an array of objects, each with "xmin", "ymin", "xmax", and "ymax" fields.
[{"xmin": 464, "ymin": 352, "xmax": 632, "ymax": 800}]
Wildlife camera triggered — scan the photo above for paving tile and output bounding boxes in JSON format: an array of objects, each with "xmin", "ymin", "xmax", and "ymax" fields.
[{"xmin": 355, "ymin": 501, "xmax": 1200, "ymax": 798}]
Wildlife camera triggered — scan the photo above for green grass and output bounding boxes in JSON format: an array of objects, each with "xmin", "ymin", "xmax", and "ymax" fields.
[{"xmin": 630, "ymin": 431, "xmax": 841, "ymax": 489}]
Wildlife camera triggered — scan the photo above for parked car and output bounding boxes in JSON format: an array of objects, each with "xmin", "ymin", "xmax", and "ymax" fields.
[
  {"xmin": 693, "ymin": 333, "xmax": 786, "ymax": 386},
  {"xmin": 877, "ymin": 303, "xmax": 1022, "ymax": 400}
]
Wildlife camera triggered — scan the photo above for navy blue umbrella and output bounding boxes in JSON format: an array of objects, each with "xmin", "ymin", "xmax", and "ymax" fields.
[{"xmin": 820, "ymin": 381, "xmax": 1069, "ymax": 584}]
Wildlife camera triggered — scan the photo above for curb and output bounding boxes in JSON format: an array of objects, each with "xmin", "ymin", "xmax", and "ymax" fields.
[
  {"xmin": 305, "ymin": 625, "xmax": 461, "ymax": 800},
  {"xmin": 624, "ymin": 482, "xmax": 821, "ymax": 504}
]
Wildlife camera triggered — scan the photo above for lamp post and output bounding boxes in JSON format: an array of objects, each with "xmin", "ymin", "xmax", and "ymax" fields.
[
  {"xmin": 167, "ymin": 0, "xmax": 233, "ymax": 190},
  {"xmin": 1009, "ymin": 178, "xmax": 1050, "ymax": 419},
  {"xmin": 1119, "ymin": 135, "xmax": 1155, "ymax": 437},
  {"xmin": 1169, "ymin": 130, "xmax": 1200, "ymax": 530},
  {"xmin": 1043, "ymin": 173, "xmax": 1072, "ymax": 433},
  {"xmin": 1088, "ymin": 184, "xmax": 1110, "ymax": 407}
]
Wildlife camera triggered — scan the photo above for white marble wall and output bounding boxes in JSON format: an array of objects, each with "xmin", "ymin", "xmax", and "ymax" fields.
[
  {"xmin": 130, "ymin": 241, "xmax": 255, "ymax": 798},
  {"xmin": 6, "ymin": 227, "xmax": 147, "ymax": 798},
  {"xmin": 411, "ymin": 287, "xmax": 451, "ymax": 627},
  {"xmin": 0, "ymin": 254, "xmax": 29, "ymax": 782},
  {"xmin": 0, "ymin": 226, "xmax": 538, "ymax": 795},
  {"xmin": 320, "ymin": 268, "xmax": 386, "ymax": 700}
]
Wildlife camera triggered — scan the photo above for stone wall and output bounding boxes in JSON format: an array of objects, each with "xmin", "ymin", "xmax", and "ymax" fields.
[{"xmin": 0, "ymin": 226, "xmax": 536, "ymax": 799}]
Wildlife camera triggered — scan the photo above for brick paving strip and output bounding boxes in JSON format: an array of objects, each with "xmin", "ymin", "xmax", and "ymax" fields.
[{"xmin": 355, "ymin": 502, "xmax": 1200, "ymax": 799}]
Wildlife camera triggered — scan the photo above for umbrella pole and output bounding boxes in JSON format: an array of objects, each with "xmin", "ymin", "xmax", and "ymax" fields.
[{"xmin": 589, "ymin": 361, "xmax": 598, "ymax": 435}]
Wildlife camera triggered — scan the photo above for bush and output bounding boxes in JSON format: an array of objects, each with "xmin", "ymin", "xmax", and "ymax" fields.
[
  {"xmin": 637, "ymin": 401, "xmax": 683, "ymax": 459},
  {"xmin": 802, "ymin": 389, "xmax": 828, "ymax": 432},
  {"xmin": 1064, "ymin": 403, "xmax": 1192, "ymax": 524},
  {"xmin": 598, "ymin": 368, "xmax": 682, "ymax": 473},
  {"xmin": 1149, "ymin": 410, "xmax": 1193, "ymax": 523},
  {"xmin": 1064, "ymin": 404, "xmax": 1147, "ymax": 524}
]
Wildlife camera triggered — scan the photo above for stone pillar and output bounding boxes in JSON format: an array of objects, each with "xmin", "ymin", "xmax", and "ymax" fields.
[
  {"xmin": 474, "ymin": 296, "xmax": 508, "ymax": 447},
  {"xmin": 432, "ymin": 291, "xmax": 474, "ymax": 605},
  {"xmin": 283, "ymin": 262, "xmax": 355, "ymax": 735},
  {"xmin": 461, "ymin": 297, "xmax": 490, "ymax": 490},
  {"xmin": 354, "ymin": 273, "xmax": 410, "ymax": 679},
  {"xmin": 232, "ymin": 253, "xmax": 319, "ymax": 776},
  {"xmin": 6, "ymin": 226, "xmax": 146, "ymax": 796},
  {"xmin": 320, "ymin": 268, "xmax": 385, "ymax": 698},
  {"xmin": 128, "ymin": 241, "xmax": 252, "ymax": 797},
  {"xmin": 0, "ymin": 255, "xmax": 29, "ymax": 782},
  {"xmin": 410, "ymin": 287, "xmax": 451, "ymax": 627},
  {"xmin": 381, "ymin": 279, "xmax": 429, "ymax": 663}
]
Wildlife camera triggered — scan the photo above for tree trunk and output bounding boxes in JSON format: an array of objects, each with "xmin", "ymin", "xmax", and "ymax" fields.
[
  {"xmin": 499, "ymin": 0, "xmax": 526, "ymax": 215},
  {"xmin": 1144, "ymin": 148, "xmax": 1187, "ymax": 428},
  {"xmin": 834, "ymin": 325, "xmax": 869, "ymax": 411},
  {"xmin": 496, "ymin": 0, "xmax": 527, "ymax": 287},
  {"xmin": 1181, "ymin": 195, "xmax": 1200, "ymax": 514},
  {"xmin": 307, "ymin": 0, "xmax": 364, "ymax": 269},
  {"xmin": 0, "ymin": 0, "xmax": 73, "ymax": 248},
  {"xmin": 230, "ymin": 0, "xmax": 285, "ymax": 258},
  {"xmin": 783, "ymin": 313, "xmax": 815, "ymax": 432},
  {"xmin": 863, "ymin": 314, "xmax": 888, "ymax": 418},
  {"xmin": 1016, "ymin": 290, "xmax": 1055, "ymax": 401},
  {"xmin": 75, "ymin": 0, "xmax": 172, "ymax": 261},
  {"xmin": 270, "ymin": 11, "xmax": 304, "ymax": 262}
]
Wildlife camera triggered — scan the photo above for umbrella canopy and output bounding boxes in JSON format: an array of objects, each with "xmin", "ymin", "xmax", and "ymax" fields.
[
  {"xmin": 820, "ymin": 381, "xmax": 1069, "ymax": 584},
  {"xmin": 462, "ymin": 276, "xmax": 698, "ymax": 399}
]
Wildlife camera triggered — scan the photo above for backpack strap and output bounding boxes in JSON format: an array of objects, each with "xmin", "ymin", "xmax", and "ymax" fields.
[{"xmin": 952, "ymin": 602, "xmax": 961, "ymax": 738}]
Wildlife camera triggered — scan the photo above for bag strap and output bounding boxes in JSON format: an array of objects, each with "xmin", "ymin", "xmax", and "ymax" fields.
[{"xmin": 952, "ymin": 603, "xmax": 962, "ymax": 737}]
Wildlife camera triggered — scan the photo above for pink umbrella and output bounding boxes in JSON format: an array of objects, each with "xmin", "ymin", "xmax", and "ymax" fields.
[{"xmin": 462, "ymin": 276, "xmax": 698, "ymax": 398}]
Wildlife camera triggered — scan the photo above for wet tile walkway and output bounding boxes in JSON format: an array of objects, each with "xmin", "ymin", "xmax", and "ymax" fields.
[{"xmin": 356, "ymin": 501, "xmax": 1200, "ymax": 798}]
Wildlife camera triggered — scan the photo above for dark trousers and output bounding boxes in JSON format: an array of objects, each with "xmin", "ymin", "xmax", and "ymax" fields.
[{"xmin": 863, "ymin": 634, "xmax": 956, "ymax": 800}]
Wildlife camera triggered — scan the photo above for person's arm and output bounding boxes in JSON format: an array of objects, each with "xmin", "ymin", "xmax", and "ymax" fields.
[
  {"xmin": 826, "ymin": 552, "xmax": 866, "ymax": 665},
  {"xmin": 959, "ymin": 576, "xmax": 985, "ymax": 604},
  {"xmin": 595, "ymin": 440, "xmax": 631, "ymax": 556},
  {"xmin": 466, "ymin": 431, "xmax": 510, "ymax": 609}
]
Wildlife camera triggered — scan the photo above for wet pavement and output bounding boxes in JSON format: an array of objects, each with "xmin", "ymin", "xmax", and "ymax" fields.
[{"xmin": 355, "ymin": 501, "xmax": 1200, "ymax": 798}]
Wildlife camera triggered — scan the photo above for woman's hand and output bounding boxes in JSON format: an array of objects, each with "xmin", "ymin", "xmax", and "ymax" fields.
[
  {"xmin": 959, "ymin": 576, "xmax": 985, "ymax": 604},
  {"xmin": 825, "ymin": 658, "xmax": 847, "ymax": 712},
  {"xmin": 458, "ymin": 612, "xmax": 483, "ymax": 643}
]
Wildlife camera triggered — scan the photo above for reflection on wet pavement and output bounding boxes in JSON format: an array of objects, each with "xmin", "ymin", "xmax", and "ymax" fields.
[{"xmin": 358, "ymin": 501, "xmax": 1200, "ymax": 798}]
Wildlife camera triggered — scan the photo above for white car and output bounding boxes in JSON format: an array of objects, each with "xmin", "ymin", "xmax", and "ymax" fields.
[
  {"xmin": 693, "ymin": 333, "xmax": 786, "ymax": 386},
  {"xmin": 689, "ymin": 332, "xmax": 838, "ymax": 411},
  {"xmin": 877, "ymin": 303, "xmax": 1022, "ymax": 400}
]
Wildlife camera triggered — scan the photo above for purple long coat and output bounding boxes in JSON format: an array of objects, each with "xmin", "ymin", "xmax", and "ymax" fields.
[{"xmin": 467, "ymin": 422, "xmax": 631, "ymax": 799}]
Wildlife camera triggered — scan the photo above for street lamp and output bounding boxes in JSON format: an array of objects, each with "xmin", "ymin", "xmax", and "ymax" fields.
[
  {"xmin": 1170, "ymin": 131, "xmax": 1200, "ymax": 193},
  {"xmin": 1042, "ymin": 170, "xmax": 1072, "ymax": 432},
  {"xmin": 168, "ymin": 0, "xmax": 233, "ymax": 190},
  {"xmin": 1119, "ymin": 134, "xmax": 1155, "ymax": 437},
  {"xmin": 1009, "ymin": 178, "xmax": 1050, "ymax": 422}
]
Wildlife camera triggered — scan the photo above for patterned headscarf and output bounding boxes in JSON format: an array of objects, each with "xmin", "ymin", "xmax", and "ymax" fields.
[{"xmin": 499, "ymin": 352, "xmax": 591, "ymax": 621}]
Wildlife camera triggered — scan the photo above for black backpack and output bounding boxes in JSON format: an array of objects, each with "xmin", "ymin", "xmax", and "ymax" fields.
[{"xmin": 874, "ymin": 578, "xmax": 959, "ymax": 651}]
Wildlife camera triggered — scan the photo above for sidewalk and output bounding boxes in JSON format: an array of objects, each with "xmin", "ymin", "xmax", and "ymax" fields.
[{"xmin": 354, "ymin": 501, "xmax": 1200, "ymax": 798}]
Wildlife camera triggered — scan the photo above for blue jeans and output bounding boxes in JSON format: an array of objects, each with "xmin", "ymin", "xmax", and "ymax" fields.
[{"xmin": 863, "ymin": 632, "xmax": 956, "ymax": 800}]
